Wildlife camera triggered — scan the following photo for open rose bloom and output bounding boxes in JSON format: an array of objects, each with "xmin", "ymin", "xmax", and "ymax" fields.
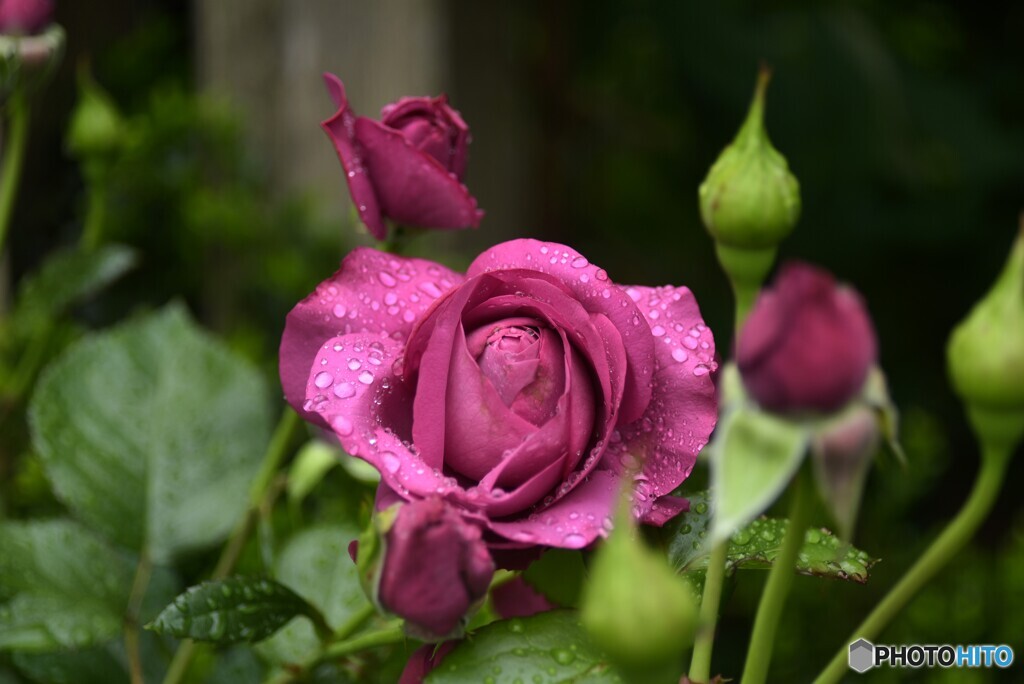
[{"xmin": 280, "ymin": 239, "xmax": 717, "ymax": 553}]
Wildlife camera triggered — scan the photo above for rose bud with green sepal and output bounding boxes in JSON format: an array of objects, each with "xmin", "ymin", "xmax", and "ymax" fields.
[
  {"xmin": 581, "ymin": 499, "xmax": 698, "ymax": 675},
  {"xmin": 371, "ymin": 498, "xmax": 495, "ymax": 642},
  {"xmin": 947, "ymin": 222, "xmax": 1024, "ymax": 453},
  {"xmin": 737, "ymin": 261, "xmax": 876, "ymax": 414},
  {"xmin": 699, "ymin": 67, "xmax": 800, "ymax": 314}
]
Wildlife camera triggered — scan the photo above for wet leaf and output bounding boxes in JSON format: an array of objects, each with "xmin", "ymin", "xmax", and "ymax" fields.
[
  {"xmin": 426, "ymin": 610, "xmax": 622, "ymax": 683},
  {"xmin": 147, "ymin": 577, "xmax": 312, "ymax": 644},
  {"xmin": 29, "ymin": 304, "xmax": 272, "ymax": 562}
]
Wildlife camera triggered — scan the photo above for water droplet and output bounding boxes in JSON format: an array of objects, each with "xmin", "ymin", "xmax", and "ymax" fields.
[
  {"xmin": 378, "ymin": 271, "xmax": 397, "ymax": 287},
  {"xmin": 382, "ymin": 452, "xmax": 401, "ymax": 473},
  {"xmin": 680, "ymin": 523, "xmax": 693, "ymax": 534},
  {"xmin": 347, "ymin": 359, "xmax": 361, "ymax": 371},
  {"xmin": 332, "ymin": 415, "xmax": 353, "ymax": 436},
  {"xmin": 601, "ymin": 289, "xmax": 611, "ymax": 299},
  {"xmin": 682, "ymin": 336, "xmax": 699, "ymax": 350},
  {"xmin": 571, "ymin": 256, "xmax": 588, "ymax": 269},
  {"xmin": 693, "ymin": 364, "xmax": 710, "ymax": 377},
  {"xmin": 551, "ymin": 648, "xmax": 576, "ymax": 665},
  {"xmin": 672, "ymin": 348, "xmax": 688, "ymax": 363},
  {"xmin": 332, "ymin": 304, "xmax": 347, "ymax": 318},
  {"xmin": 509, "ymin": 619, "xmax": 524, "ymax": 633},
  {"xmin": 314, "ymin": 371, "xmax": 333, "ymax": 389},
  {"xmin": 402, "ymin": 309, "xmax": 416, "ymax": 323},
  {"xmin": 694, "ymin": 501, "xmax": 708, "ymax": 514},
  {"xmin": 733, "ymin": 529, "xmax": 752, "ymax": 545},
  {"xmin": 358, "ymin": 370, "xmax": 374, "ymax": 385},
  {"xmin": 419, "ymin": 281, "xmax": 443, "ymax": 298},
  {"xmin": 651, "ymin": 325, "xmax": 666, "ymax": 337},
  {"xmin": 562, "ymin": 533, "xmax": 587, "ymax": 548},
  {"xmin": 334, "ymin": 382, "xmax": 355, "ymax": 399}
]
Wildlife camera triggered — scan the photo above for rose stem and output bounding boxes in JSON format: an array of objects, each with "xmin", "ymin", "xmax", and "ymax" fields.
[
  {"xmin": 688, "ymin": 283, "xmax": 761, "ymax": 683},
  {"xmin": 740, "ymin": 469, "xmax": 812, "ymax": 684},
  {"xmin": 0, "ymin": 92, "xmax": 30, "ymax": 256},
  {"xmin": 812, "ymin": 439, "xmax": 1012, "ymax": 684},
  {"xmin": 162, "ymin": 408, "xmax": 302, "ymax": 684}
]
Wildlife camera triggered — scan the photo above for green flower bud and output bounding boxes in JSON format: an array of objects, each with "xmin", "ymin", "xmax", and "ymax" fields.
[
  {"xmin": 581, "ymin": 501, "xmax": 697, "ymax": 673},
  {"xmin": 353, "ymin": 503, "xmax": 399, "ymax": 608},
  {"xmin": 699, "ymin": 67, "xmax": 800, "ymax": 250},
  {"xmin": 947, "ymin": 222, "xmax": 1024, "ymax": 452},
  {"xmin": 67, "ymin": 66, "xmax": 125, "ymax": 159}
]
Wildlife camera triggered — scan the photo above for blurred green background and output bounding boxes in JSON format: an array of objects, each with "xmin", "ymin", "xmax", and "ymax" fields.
[{"xmin": 5, "ymin": 1, "xmax": 1024, "ymax": 681}]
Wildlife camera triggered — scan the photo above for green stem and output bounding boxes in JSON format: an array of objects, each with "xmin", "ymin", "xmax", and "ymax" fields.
[
  {"xmin": 124, "ymin": 547, "xmax": 153, "ymax": 684},
  {"xmin": 162, "ymin": 408, "xmax": 302, "ymax": 684},
  {"xmin": 688, "ymin": 252, "xmax": 767, "ymax": 684},
  {"xmin": 741, "ymin": 472, "xmax": 811, "ymax": 684},
  {"xmin": 0, "ymin": 93, "xmax": 30, "ymax": 256},
  {"xmin": 689, "ymin": 541, "xmax": 729, "ymax": 683},
  {"xmin": 331, "ymin": 602, "xmax": 377, "ymax": 643},
  {"xmin": 316, "ymin": 622, "xmax": 405, "ymax": 664},
  {"xmin": 80, "ymin": 179, "xmax": 107, "ymax": 251},
  {"xmin": 812, "ymin": 443, "xmax": 1011, "ymax": 684}
]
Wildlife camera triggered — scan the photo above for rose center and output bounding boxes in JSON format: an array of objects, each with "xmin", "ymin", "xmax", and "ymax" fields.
[{"xmin": 473, "ymin": 323, "xmax": 562, "ymax": 426}]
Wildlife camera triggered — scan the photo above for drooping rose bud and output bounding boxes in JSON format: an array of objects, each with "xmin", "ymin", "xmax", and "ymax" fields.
[
  {"xmin": 67, "ymin": 68, "xmax": 125, "ymax": 159},
  {"xmin": 737, "ymin": 262, "xmax": 876, "ymax": 414},
  {"xmin": 810, "ymin": 405, "xmax": 880, "ymax": 539},
  {"xmin": 699, "ymin": 67, "xmax": 800, "ymax": 251},
  {"xmin": 321, "ymin": 73, "xmax": 483, "ymax": 240},
  {"xmin": 377, "ymin": 498, "xmax": 494, "ymax": 641},
  {"xmin": 947, "ymin": 222, "xmax": 1024, "ymax": 452},
  {"xmin": 0, "ymin": 0, "xmax": 53, "ymax": 35}
]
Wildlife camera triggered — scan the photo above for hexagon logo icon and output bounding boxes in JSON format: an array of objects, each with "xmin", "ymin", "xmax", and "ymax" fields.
[{"xmin": 849, "ymin": 638, "xmax": 875, "ymax": 673}]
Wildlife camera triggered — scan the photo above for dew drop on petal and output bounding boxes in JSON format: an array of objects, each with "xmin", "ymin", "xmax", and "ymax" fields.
[
  {"xmin": 562, "ymin": 533, "xmax": 587, "ymax": 549},
  {"xmin": 402, "ymin": 309, "xmax": 416, "ymax": 323},
  {"xmin": 358, "ymin": 370, "xmax": 374, "ymax": 384},
  {"xmin": 693, "ymin": 364, "xmax": 710, "ymax": 377},
  {"xmin": 672, "ymin": 348, "xmax": 688, "ymax": 363},
  {"xmin": 378, "ymin": 272, "xmax": 397, "ymax": 287},
  {"xmin": 571, "ymin": 256, "xmax": 589, "ymax": 269},
  {"xmin": 332, "ymin": 304, "xmax": 347, "ymax": 318},
  {"xmin": 347, "ymin": 359, "xmax": 361, "ymax": 371},
  {"xmin": 382, "ymin": 452, "xmax": 401, "ymax": 473},
  {"xmin": 332, "ymin": 415, "xmax": 354, "ymax": 436},
  {"xmin": 334, "ymin": 382, "xmax": 356, "ymax": 399},
  {"xmin": 651, "ymin": 325, "xmax": 666, "ymax": 337},
  {"xmin": 682, "ymin": 336, "xmax": 699, "ymax": 350},
  {"xmin": 314, "ymin": 371, "xmax": 333, "ymax": 389}
]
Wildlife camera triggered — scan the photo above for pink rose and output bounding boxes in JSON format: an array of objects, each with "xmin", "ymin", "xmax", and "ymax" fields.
[
  {"xmin": 279, "ymin": 239, "xmax": 717, "ymax": 550},
  {"xmin": 0, "ymin": 0, "xmax": 53, "ymax": 34},
  {"xmin": 321, "ymin": 73, "xmax": 483, "ymax": 240},
  {"xmin": 737, "ymin": 261, "xmax": 876, "ymax": 413}
]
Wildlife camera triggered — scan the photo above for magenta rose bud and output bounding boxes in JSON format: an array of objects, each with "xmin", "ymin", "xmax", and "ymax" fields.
[
  {"xmin": 378, "ymin": 498, "xmax": 494, "ymax": 639},
  {"xmin": 320, "ymin": 73, "xmax": 483, "ymax": 240},
  {"xmin": 737, "ymin": 262, "xmax": 876, "ymax": 413},
  {"xmin": 0, "ymin": 0, "xmax": 53, "ymax": 34},
  {"xmin": 280, "ymin": 240, "xmax": 717, "ymax": 551}
]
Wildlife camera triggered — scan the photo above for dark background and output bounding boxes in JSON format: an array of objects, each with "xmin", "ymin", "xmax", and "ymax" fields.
[{"xmin": 8, "ymin": 1, "xmax": 1024, "ymax": 681}]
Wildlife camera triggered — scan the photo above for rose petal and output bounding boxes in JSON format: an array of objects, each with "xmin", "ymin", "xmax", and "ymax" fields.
[
  {"xmin": 608, "ymin": 285, "xmax": 718, "ymax": 522},
  {"xmin": 321, "ymin": 73, "xmax": 387, "ymax": 239},
  {"xmin": 466, "ymin": 239, "xmax": 654, "ymax": 425},
  {"xmin": 355, "ymin": 117, "xmax": 483, "ymax": 230},
  {"xmin": 382, "ymin": 95, "xmax": 469, "ymax": 179},
  {"xmin": 399, "ymin": 642, "xmax": 457, "ymax": 684},
  {"xmin": 306, "ymin": 332, "xmax": 453, "ymax": 502},
  {"xmin": 491, "ymin": 577, "xmax": 557, "ymax": 619},
  {"xmin": 487, "ymin": 469, "xmax": 619, "ymax": 548},
  {"xmin": 280, "ymin": 248, "xmax": 463, "ymax": 425}
]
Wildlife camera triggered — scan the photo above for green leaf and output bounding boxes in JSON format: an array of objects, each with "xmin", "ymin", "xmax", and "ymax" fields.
[
  {"xmin": 29, "ymin": 304, "xmax": 272, "ymax": 561},
  {"xmin": 147, "ymin": 577, "xmax": 312, "ymax": 644},
  {"xmin": 11, "ymin": 245, "xmax": 136, "ymax": 334},
  {"xmin": 13, "ymin": 647, "xmax": 127, "ymax": 684},
  {"xmin": 522, "ymin": 550, "xmax": 586, "ymax": 607},
  {"xmin": 0, "ymin": 520, "xmax": 136, "ymax": 651},
  {"xmin": 665, "ymin": 493, "xmax": 878, "ymax": 583},
  {"xmin": 709, "ymin": 407, "xmax": 809, "ymax": 542},
  {"xmin": 426, "ymin": 610, "xmax": 623, "ymax": 684},
  {"xmin": 286, "ymin": 441, "xmax": 339, "ymax": 504},
  {"xmin": 257, "ymin": 524, "xmax": 369, "ymax": 666}
]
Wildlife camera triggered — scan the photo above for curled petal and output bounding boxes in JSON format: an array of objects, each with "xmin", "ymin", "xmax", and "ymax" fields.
[
  {"xmin": 354, "ymin": 117, "xmax": 483, "ymax": 230},
  {"xmin": 467, "ymin": 239, "xmax": 655, "ymax": 425},
  {"xmin": 609, "ymin": 285, "xmax": 718, "ymax": 524},
  {"xmin": 280, "ymin": 248, "xmax": 463, "ymax": 425},
  {"xmin": 321, "ymin": 73, "xmax": 386, "ymax": 239}
]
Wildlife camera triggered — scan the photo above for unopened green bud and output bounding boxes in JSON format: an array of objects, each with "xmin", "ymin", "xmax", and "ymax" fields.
[
  {"xmin": 581, "ymin": 502, "xmax": 697, "ymax": 674},
  {"xmin": 353, "ymin": 503, "xmax": 399, "ymax": 608},
  {"xmin": 947, "ymin": 222, "xmax": 1024, "ymax": 452},
  {"xmin": 699, "ymin": 67, "xmax": 800, "ymax": 250},
  {"xmin": 67, "ymin": 66, "xmax": 125, "ymax": 159}
]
